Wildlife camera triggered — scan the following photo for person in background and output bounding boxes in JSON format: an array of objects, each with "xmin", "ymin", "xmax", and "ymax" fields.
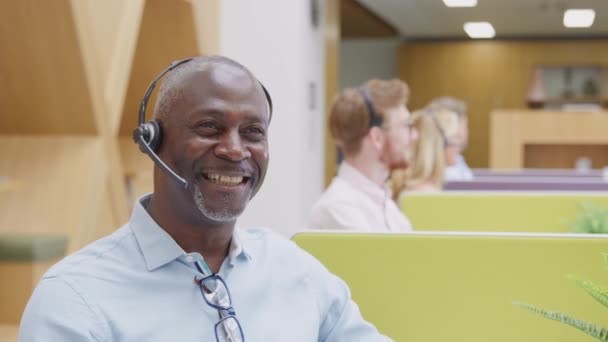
[
  {"xmin": 308, "ymin": 79, "xmax": 418, "ymax": 232},
  {"xmin": 392, "ymin": 106, "xmax": 462, "ymax": 196},
  {"xmin": 427, "ymin": 96, "xmax": 473, "ymax": 181}
]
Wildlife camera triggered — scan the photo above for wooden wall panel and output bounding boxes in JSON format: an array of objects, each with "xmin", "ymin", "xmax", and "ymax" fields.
[
  {"xmin": 128, "ymin": 172, "xmax": 154, "ymax": 207},
  {"xmin": 0, "ymin": 324, "xmax": 18, "ymax": 341},
  {"xmin": 72, "ymin": 0, "xmax": 136, "ymax": 93},
  {"xmin": 192, "ymin": 0, "xmax": 221, "ymax": 56},
  {"xmin": 0, "ymin": 259, "xmax": 59, "ymax": 324},
  {"xmin": 71, "ymin": 0, "xmax": 143, "ymax": 225},
  {"xmin": 119, "ymin": 0, "xmax": 201, "ymax": 136},
  {"xmin": 0, "ymin": 0, "xmax": 96, "ymax": 134},
  {"xmin": 340, "ymin": 0, "xmax": 397, "ymax": 38},
  {"xmin": 87, "ymin": 189, "xmax": 120, "ymax": 244},
  {"xmin": 398, "ymin": 40, "xmax": 608, "ymax": 167},
  {"xmin": 70, "ymin": 0, "xmax": 145, "ymax": 134},
  {"xmin": 524, "ymin": 144, "xmax": 608, "ymax": 169},
  {"xmin": 0, "ymin": 136, "xmax": 107, "ymax": 252},
  {"xmin": 119, "ymin": 137, "xmax": 153, "ymax": 209},
  {"xmin": 119, "ymin": 137, "xmax": 153, "ymax": 177},
  {"xmin": 0, "ymin": 0, "xmax": 221, "ymax": 324}
]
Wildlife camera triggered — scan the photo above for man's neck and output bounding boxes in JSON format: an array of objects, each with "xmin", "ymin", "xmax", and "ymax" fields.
[
  {"xmin": 344, "ymin": 155, "xmax": 389, "ymax": 187},
  {"xmin": 147, "ymin": 194, "xmax": 234, "ymax": 273}
]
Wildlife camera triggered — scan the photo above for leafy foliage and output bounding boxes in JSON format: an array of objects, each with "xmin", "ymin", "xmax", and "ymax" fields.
[
  {"xmin": 515, "ymin": 254, "xmax": 608, "ymax": 341},
  {"xmin": 570, "ymin": 202, "xmax": 608, "ymax": 234}
]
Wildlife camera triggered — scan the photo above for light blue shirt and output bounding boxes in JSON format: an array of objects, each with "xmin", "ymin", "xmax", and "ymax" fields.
[
  {"xmin": 19, "ymin": 195, "xmax": 390, "ymax": 341},
  {"xmin": 444, "ymin": 154, "xmax": 474, "ymax": 182}
]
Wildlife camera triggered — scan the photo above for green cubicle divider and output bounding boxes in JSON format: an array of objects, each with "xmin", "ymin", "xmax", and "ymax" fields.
[
  {"xmin": 400, "ymin": 192, "xmax": 608, "ymax": 233},
  {"xmin": 293, "ymin": 232, "xmax": 608, "ymax": 342}
]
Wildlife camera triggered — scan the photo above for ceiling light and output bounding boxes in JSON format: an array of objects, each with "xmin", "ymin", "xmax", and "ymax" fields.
[
  {"xmin": 563, "ymin": 9, "xmax": 595, "ymax": 28},
  {"xmin": 463, "ymin": 22, "xmax": 496, "ymax": 39},
  {"xmin": 443, "ymin": 0, "xmax": 477, "ymax": 7}
]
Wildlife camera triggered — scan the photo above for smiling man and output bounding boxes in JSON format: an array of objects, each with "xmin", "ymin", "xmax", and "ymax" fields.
[{"xmin": 19, "ymin": 56, "xmax": 391, "ymax": 342}]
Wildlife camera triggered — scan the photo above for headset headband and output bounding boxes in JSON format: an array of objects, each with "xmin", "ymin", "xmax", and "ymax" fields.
[
  {"xmin": 138, "ymin": 57, "xmax": 273, "ymax": 126},
  {"xmin": 359, "ymin": 86, "xmax": 383, "ymax": 128}
]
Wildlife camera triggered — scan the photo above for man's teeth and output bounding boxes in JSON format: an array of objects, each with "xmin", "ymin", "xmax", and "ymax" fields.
[{"xmin": 206, "ymin": 173, "xmax": 244, "ymax": 185}]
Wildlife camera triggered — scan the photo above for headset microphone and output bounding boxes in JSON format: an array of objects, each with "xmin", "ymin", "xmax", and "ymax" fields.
[
  {"xmin": 135, "ymin": 131, "xmax": 188, "ymax": 188},
  {"xmin": 132, "ymin": 57, "xmax": 274, "ymax": 190},
  {"xmin": 132, "ymin": 58, "xmax": 193, "ymax": 189}
]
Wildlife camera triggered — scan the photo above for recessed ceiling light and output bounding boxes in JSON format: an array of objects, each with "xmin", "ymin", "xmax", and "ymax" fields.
[
  {"xmin": 443, "ymin": 0, "xmax": 477, "ymax": 7},
  {"xmin": 563, "ymin": 9, "xmax": 595, "ymax": 28},
  {"xmin": 463, "ymin": 22, "xmax": 496, "ymax": 39}
]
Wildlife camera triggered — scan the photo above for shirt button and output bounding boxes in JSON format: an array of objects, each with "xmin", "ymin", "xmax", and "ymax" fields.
[{"xmin": 185, "ymin": 255, "xmax": 194, "ymax": 263}]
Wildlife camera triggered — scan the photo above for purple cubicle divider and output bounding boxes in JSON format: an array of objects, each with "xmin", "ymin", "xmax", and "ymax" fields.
[
  {"xmin": 445, "ymin": 179, "xmax": 608, "ymax": 191},
  {"xmin": 472, "ymin": 168, "xmax": 603, "ymax": 179}
]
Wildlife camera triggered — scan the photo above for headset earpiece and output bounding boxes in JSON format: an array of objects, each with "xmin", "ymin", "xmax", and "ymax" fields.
[
  {"xmin": 144, "ymin": 120, "xmax": 162, "ymax": 152},
  {"xmin": 133, "ymin": 120, "xmax": 162, "ymax": 153}
]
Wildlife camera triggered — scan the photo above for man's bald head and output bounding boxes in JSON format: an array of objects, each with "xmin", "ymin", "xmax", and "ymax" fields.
[{"xmin": 153, "ymin": 56, "xmax": 270, "ymax": 123}]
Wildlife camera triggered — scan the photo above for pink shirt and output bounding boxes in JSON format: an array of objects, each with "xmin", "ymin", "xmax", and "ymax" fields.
[{"xmin": 308, "ymin": 162, "xmax": 413, "ymax": 232}]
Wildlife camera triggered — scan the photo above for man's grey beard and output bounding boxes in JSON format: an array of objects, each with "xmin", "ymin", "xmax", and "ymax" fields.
[{"xmin": 192, "ymin": 184, "xmax": 241, "ymax": 223}]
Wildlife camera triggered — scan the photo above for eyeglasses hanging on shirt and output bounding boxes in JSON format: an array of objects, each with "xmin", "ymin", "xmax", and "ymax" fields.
[{"xmin": 194, "ymin": 262, "xmax": 245, "ymax": 342}]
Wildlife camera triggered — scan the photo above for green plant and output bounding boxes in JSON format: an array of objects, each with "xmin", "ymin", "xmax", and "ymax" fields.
[
  {"xmin": 514, "ymin": 254, "xmax": 608, "ymax": 341},
  {"xmin": 570, "ymin": 202, "xmax": 608, "ymax": 234}
]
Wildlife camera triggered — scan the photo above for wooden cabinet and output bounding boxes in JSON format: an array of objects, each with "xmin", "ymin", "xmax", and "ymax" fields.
[{"xmin": 490, "ymin": 110, "xmax": 608, "ymax": 169}]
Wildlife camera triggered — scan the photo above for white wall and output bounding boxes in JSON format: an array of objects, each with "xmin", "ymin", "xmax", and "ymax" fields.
[
  {"xmin": 340, "ymin": 38, "xmax": 401, "ymax": 89},
  {"xmin": 219, "ymin": 0, "xmax": 325, "ymax": 237}
]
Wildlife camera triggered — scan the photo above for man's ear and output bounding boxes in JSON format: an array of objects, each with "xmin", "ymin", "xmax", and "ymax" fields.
[{"xmin": 367, "ymin": 127, "xmax": 385, "ymax": 151}]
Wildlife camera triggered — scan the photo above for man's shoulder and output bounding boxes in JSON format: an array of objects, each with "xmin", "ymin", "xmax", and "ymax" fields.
[
  {"xmin": 238, "ymin": 227, "xmax": 318, "ymax": 266},
  {"xmin": 308, "ymin": 179, "xmax": 373, "ymax": 230},
  {"xmin": 311, "ymin": 178, "xmax": 363, "ymax": 212},
  {"xmin": 322, "ymin": 176, "xmax": 359, "ymax": 197},
  {"xmin": 44, "ymin": 224, "xmax": 136, "ymax": 280},
  {"xmin": 238, "ymin": 227, "xmax": 298, "ymax": 252}
]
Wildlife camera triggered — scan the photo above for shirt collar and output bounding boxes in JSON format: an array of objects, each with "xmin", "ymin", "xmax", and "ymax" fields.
[
  {"xmin": 338, "ymin": 162, "xmax": 392, "ymax": 203},
  {"xmin": 130, "ymin": 194, "xmax": 252, "ymax": 271},
  {"xmin": 228, "ymin": 228, "xmax": 253, "ymax": 265}
]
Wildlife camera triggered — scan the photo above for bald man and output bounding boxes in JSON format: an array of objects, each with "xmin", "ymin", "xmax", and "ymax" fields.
[{"xmin": 19, "ymin": 56, "xmax": 391, "ymax": 342}]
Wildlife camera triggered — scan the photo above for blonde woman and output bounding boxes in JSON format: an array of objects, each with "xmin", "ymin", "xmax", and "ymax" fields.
[
  {"xmin": 427, "ymin": 96, "xmax": 473, "ymax": 181},
  {"xmin": 392, "ymin": 106, "xmax": 463, "ymax": 196}
]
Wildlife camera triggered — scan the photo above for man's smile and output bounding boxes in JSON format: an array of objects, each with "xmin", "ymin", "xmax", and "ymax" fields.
[{"xmin": 201, "ymin": 172, "xmax": 251, "ymax": 187}]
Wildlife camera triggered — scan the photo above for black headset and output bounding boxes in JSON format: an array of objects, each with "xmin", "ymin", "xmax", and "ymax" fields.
[
  {"xmin": 359, "ymin": 86, "xmax": 383, "ymax": 128},
  {"xmin": 425, "ymin": 109, "xmax": 450, "ymax": 149},
  {"xmin": 132, "ymin": 57, "xmax": 273, "ymax": 189}
]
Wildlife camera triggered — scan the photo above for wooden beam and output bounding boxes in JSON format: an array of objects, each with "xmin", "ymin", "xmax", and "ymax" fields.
[
  {"xmin": 324, "ymin": 0, "xmax": 341, "ymax": 186},
  {"xmin": 118, "ymin": 0, "xmax": 201, "ymax": 136},
  {"xmin": 0, "ymin": 136, "xmax": 108, "ymax": 252},
  {"xmin": 192, "ymin": 0, "xmax": 221, "ymax": 55},
  {"xmin": 341, "ymin": 0, "xmax": 398, "ymax": 38},
  {"xmin": 71, "ymin": 0, "xmax": 143, "ymax": 225},
  {"xmin": 0, "ymin": 0, "xmax": 96, "ymax": 134}
]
